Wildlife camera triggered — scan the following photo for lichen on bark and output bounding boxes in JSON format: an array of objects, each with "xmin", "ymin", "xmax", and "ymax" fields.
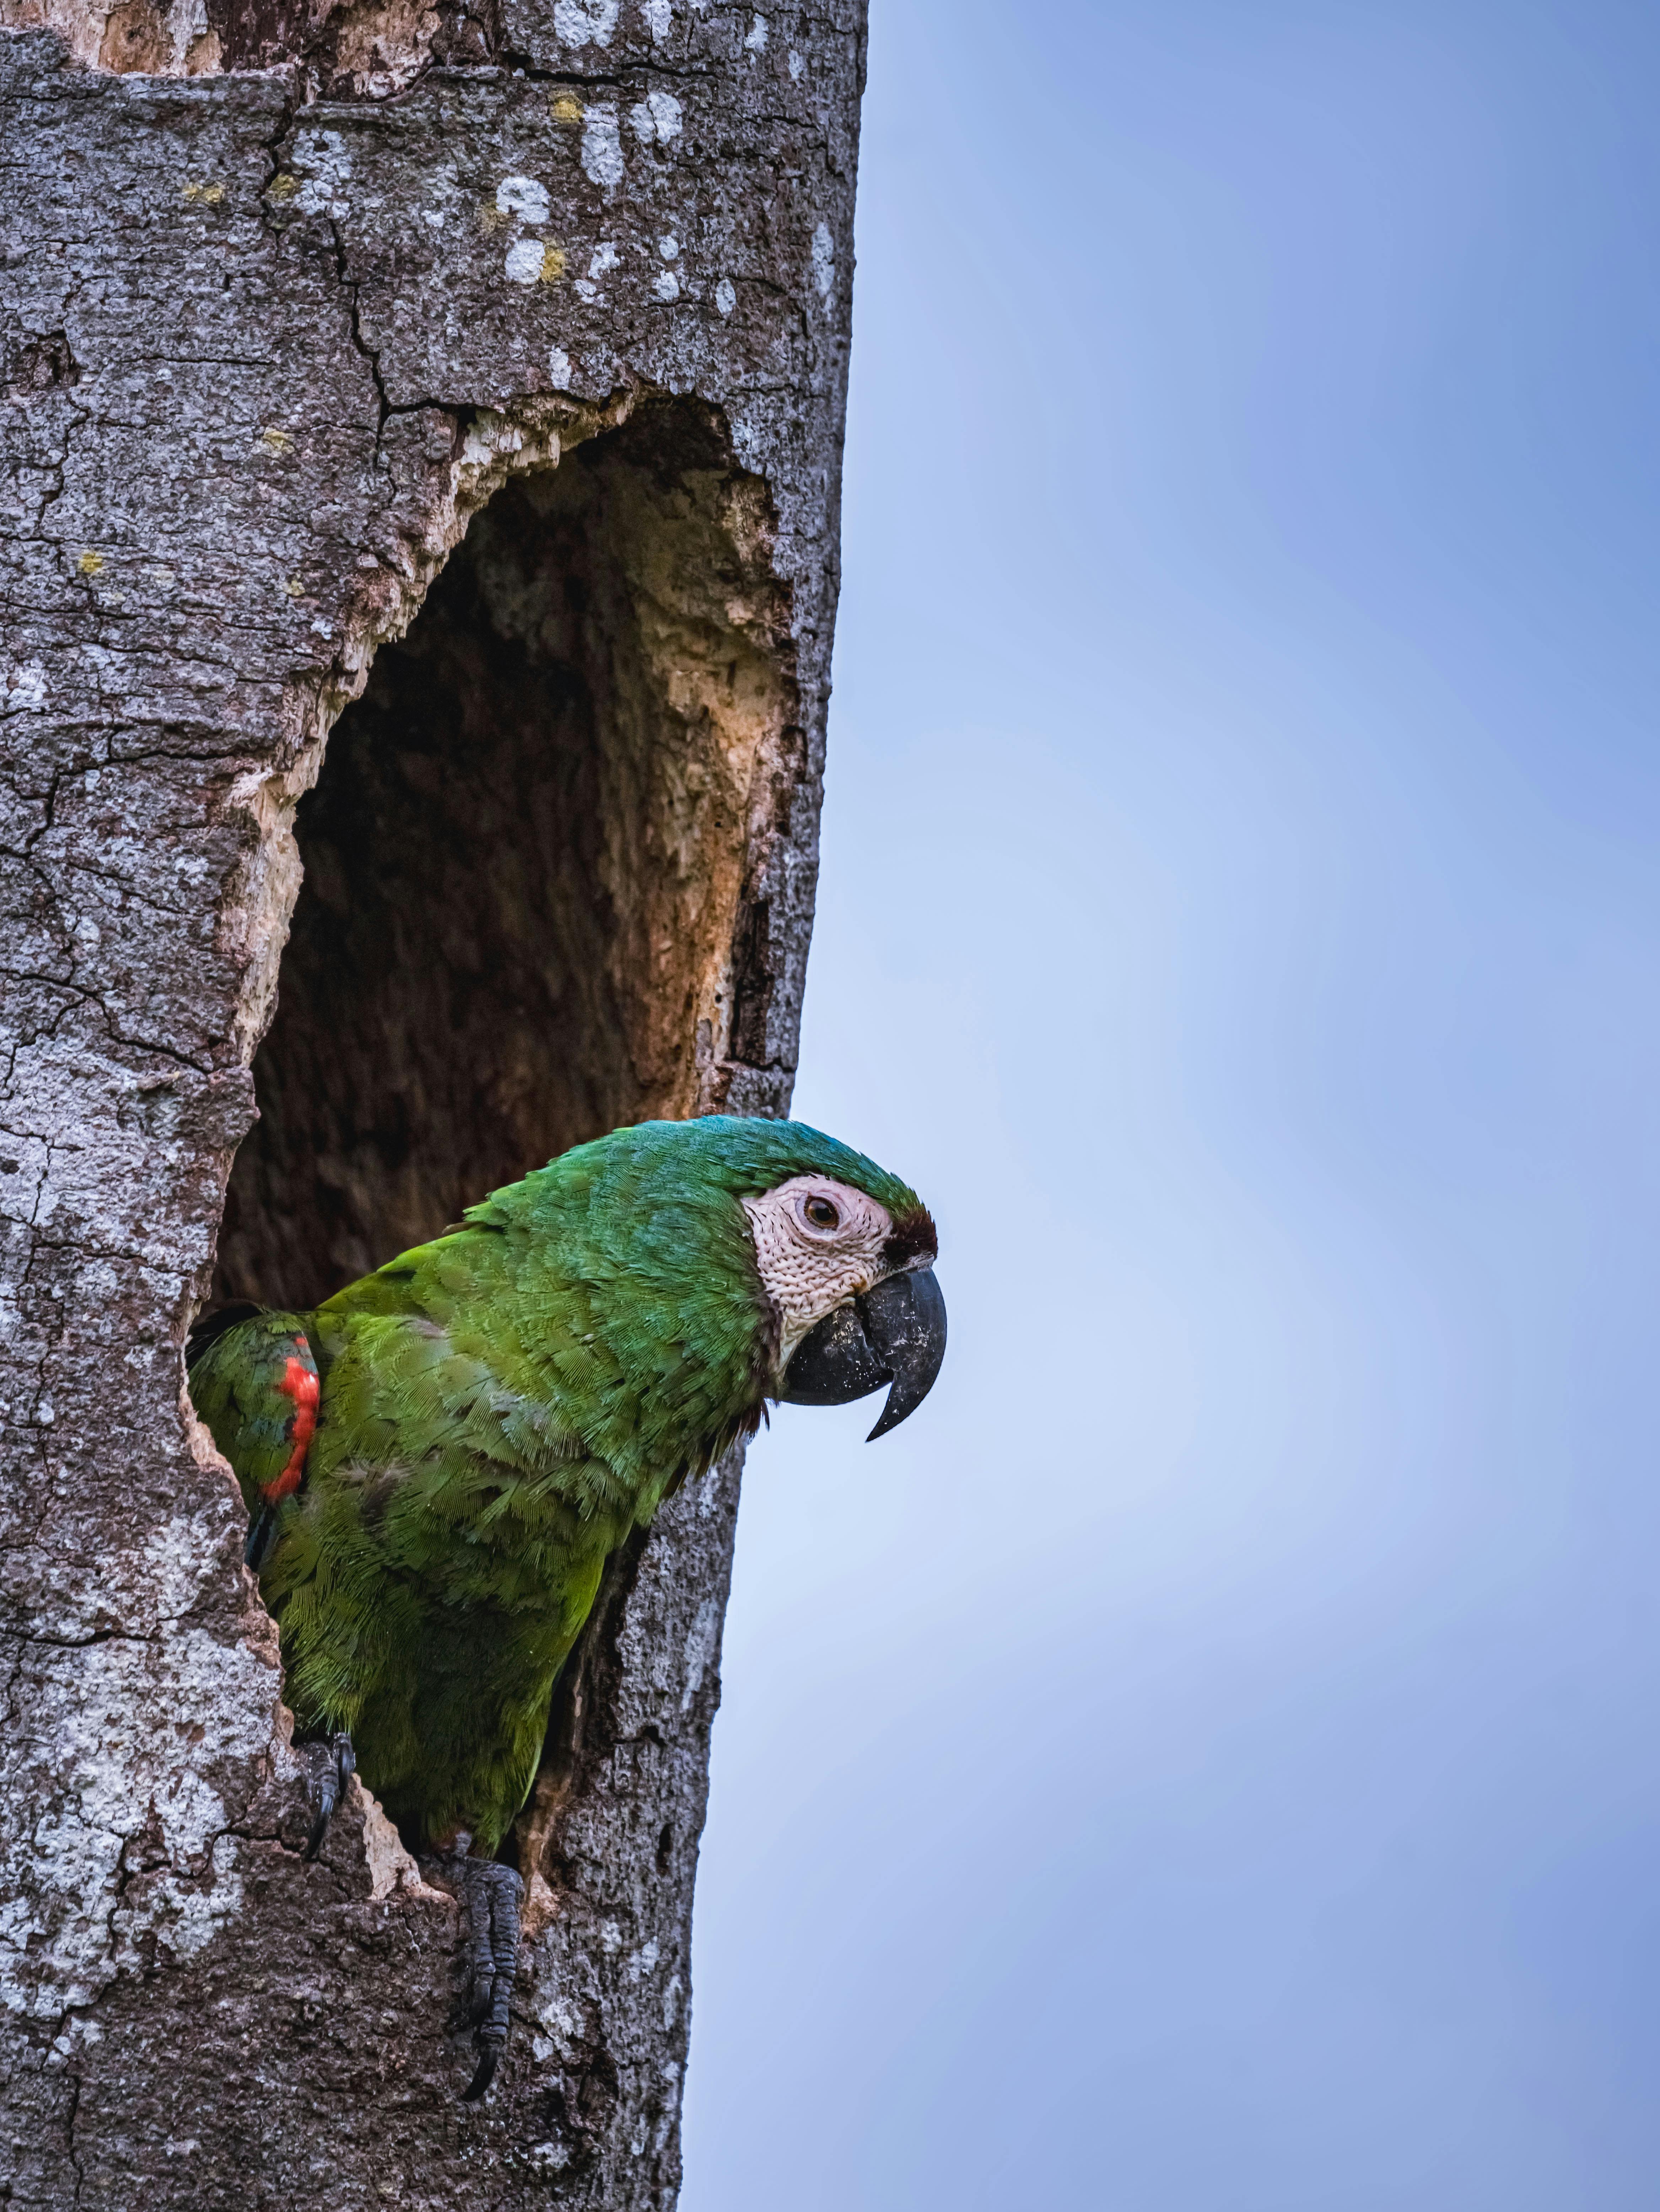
[{"xmin": 0, "ymin": 4, "xmax": 865, "ymax": 2201}]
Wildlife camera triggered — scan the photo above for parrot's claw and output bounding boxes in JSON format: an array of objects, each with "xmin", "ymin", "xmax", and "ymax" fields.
[
  {"xmin": 458, "ymin": 1854, "xmax": 524, "ymax": 2101},
  {"xmin": 300, "ymin": 1731, "xmax": 356, "ymax": 1861}
]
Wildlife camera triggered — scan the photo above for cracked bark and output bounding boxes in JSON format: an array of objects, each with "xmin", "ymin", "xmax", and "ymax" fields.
[{"xmin": 0, "ymin": 4, "xmax": 864, "ymax": 2202}]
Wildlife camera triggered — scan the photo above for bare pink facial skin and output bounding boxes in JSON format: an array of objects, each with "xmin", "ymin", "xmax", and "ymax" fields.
[{"xmin": 741, "ymin": 1175, "xmax": 902, "ymax": 1367}]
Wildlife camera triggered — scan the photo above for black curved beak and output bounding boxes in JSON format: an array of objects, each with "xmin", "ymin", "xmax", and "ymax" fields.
[{"xmin": 778, "ymin": 1267, "xmax": 948, "ymax": 1441}]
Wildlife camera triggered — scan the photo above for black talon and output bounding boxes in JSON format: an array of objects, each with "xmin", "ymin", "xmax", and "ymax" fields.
[
  {"xmin": 457, "ymin": 1854, "xmax": 524, "ymax": 2101},
  {"xmin": 301, "ymin": 1731, "xmax": 356, "ymax": 1861}
]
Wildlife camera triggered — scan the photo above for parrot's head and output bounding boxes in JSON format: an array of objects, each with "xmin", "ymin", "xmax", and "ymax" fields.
[
  {"xmin": 741, "ymin": 1159, "xmax": 944, "ymax": 1440},
  {"xmin": 600, "ymin": 1117, "xmax": 946, "ymax": 1442}
]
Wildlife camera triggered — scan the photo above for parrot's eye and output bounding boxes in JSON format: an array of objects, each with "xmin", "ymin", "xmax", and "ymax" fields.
[{"xmin": 802, "ymin": 1196, "xmax": 841, "ymax": 1231}]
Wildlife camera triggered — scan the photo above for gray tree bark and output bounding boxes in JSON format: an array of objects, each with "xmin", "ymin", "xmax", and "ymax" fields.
[{"xmin": 0, "ymin": 2, "xmax": 864, "ymax": 2200}]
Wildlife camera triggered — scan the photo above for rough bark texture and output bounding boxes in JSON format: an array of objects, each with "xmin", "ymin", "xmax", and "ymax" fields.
[{"xmin": 0, "ymin": 3, "xmax": 863, "ymax": 2201}]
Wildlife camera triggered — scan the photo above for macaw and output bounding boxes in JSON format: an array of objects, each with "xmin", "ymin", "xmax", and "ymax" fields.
[{"xmin": 188, "ymin": 1115, "xmax": 945, "ymax": 2095}]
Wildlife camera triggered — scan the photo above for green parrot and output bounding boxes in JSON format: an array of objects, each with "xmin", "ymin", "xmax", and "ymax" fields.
[{"xmin": 188, "ymin": 1115, "xmax": 944, "ymax": 2095}]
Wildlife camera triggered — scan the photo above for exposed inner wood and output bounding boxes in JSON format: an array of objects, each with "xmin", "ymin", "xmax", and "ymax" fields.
[
  {"xmin": 0, "ymin": 0, "xmax": 475, "ymax": 91},
  {"xmin": 215, "ymin": 400, "xmax": 794, "ymax": 1311}
]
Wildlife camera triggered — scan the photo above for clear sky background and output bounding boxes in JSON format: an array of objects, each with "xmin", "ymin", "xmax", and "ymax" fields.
[{"xmin": 680, "ymin": 4, "xmax": 1660, "ymax": 2206}]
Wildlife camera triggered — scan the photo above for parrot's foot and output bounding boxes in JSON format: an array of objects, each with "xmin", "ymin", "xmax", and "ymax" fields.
[
  {"xmin": 458, "ymin": 1853, "xmax": 524, "ymax": 2102},
  {"xmin": 298, "ymin": 1731, "xmax": 356, "ymax": 1861}
]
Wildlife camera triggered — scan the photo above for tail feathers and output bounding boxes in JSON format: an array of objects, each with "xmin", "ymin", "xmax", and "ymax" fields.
[{"xmin": 244, "ymin": 1502, "xmax": 278, "ymax": 1572}]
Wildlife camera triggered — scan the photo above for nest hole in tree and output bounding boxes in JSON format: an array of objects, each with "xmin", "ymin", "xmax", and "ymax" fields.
[
  {"xmin": 214, "ymin": 398, "xmax": 798, "ymax": 1314},
  {"xmin": 207, "ymin": 398, "xmax": 797, "ymax": 1872}
]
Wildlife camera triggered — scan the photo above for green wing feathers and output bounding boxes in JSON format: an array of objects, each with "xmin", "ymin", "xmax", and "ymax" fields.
[{"xmin": 187, "ymin": 1307, "xmax": 319, "ymax": 1567}]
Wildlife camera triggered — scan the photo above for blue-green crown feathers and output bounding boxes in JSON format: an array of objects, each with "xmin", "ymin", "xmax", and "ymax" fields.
[{"xmin": 467, "ymin": 1115, "xmax": 934, "ymax": 1252}]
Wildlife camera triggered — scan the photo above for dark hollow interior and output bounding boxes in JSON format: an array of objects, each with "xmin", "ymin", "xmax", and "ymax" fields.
[{"xmin": 214, "ymin": 400, "xmax": 784, "ymax": 1311}]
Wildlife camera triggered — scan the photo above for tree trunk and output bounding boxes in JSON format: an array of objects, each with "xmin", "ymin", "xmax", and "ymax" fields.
[{"xmin": 0, "ymin": 3, "xmax": 863, "ymax": 2200}]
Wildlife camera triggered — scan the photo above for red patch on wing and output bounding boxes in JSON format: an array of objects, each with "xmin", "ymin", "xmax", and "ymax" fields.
[{"xmin": 263, "ymin": 1348, "xmax": 318, "ymax": 1502}]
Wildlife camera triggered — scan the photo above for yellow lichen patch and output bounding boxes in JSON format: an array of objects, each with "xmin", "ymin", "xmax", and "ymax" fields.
[
  {"xmin": 182, "ymin": 181, "xmax": 227, "ymax": 204},
  {"xmin": 540, "ymin": 244, "xmax": 567, "ymax": 283},
  {"xmin": 267, "ymin": 173, "xmax": 299, "ymax": 201},
  {"xmin": 284, "ymin": 577, "xmax": 306, "ymax": 599},
  {"xmin": 478, "ymin": 200, "xmax": 508, "ymax": 231},
  {"xmin": 551, "ymin": 93, "xmax": 583, "ymax": 124},
  {"xmin": 78, "ymin": 551, "xmax": 104, "ymax": 577},
  {"xmin": 261, "ymin": 427, "xmax": 294, "ymax": 454}
]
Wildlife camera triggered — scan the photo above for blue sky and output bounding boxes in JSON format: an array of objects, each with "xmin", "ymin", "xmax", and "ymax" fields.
[{"xmin": 681, "ymin": 4, "xmax": 1660, "ymax": 2205}]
